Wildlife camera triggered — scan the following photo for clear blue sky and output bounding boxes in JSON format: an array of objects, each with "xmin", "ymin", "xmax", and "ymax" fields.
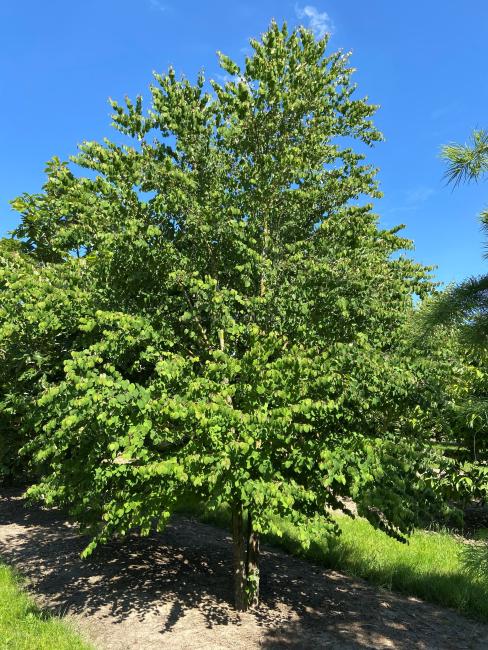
[{"xmin": 1, "ymin": 1, "xmax": 487, "ymax": 285}]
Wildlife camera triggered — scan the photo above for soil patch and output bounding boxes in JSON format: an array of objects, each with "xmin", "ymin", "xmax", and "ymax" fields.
[{"xmin": 0, "ymin": 489, "xmax": 487, "ymax": 649}]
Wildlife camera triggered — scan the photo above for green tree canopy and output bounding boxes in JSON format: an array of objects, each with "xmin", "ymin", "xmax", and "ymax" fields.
[{"xmin": 2, "ymin": 22, "xmax": 437, "ymax": 610}]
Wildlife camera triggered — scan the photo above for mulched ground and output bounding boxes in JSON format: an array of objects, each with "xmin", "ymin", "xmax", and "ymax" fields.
[{"xmin": 1, "ymin": 489, "xmax": 487, "ymax": 649}]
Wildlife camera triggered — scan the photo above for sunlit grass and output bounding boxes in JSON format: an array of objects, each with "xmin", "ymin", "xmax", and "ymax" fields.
[{"xmin": 0, "ymin": 562, "xmax": 93, "ymax": 650}]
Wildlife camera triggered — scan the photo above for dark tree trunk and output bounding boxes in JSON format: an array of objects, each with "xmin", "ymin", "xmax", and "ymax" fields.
[
  {"xmin": 245, "ymin": 511, "xmax": 260, "ymax": 608},
  {"xmin": 231, "ymin": 501, "xmax": 247, "ymax": 611}
]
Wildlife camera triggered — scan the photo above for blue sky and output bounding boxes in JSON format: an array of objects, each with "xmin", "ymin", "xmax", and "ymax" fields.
[{"xmin": 1, "ymin": 1, "xmax": 487, "ymax": 285}]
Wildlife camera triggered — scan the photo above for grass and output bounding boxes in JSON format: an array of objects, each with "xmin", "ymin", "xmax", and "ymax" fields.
[
  {"xmin": 0, "ymin": 561, "xmax": 93, "ymax": 650},
  {"xmin": 177, "ymin": 499, "xmax": 488, "ymax": 621}
]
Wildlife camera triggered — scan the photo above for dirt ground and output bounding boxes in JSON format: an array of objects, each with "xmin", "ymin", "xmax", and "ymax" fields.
[{"xmin": 1, "ymin": 490, "xmax": 487, "ymax": 649}]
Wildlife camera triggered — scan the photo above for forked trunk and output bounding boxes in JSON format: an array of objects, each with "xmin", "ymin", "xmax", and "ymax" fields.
[{"xmin": 231, "ymin": 503, "xmax": 261, "ymax": 611}]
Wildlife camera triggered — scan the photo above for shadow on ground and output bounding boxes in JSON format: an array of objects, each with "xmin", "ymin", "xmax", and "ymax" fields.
[{"xmin": 1, "ymin": 489, "xmax": 487, "ymax": 649}]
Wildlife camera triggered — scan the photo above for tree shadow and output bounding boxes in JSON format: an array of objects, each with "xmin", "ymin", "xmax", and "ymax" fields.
[
  {"xmin": 0, "ymin": 489, "xmax": 240, "ymax": 631},
  {"xmin": 1, "ymin": 489, "xmax": 487, "ymax": 648}
]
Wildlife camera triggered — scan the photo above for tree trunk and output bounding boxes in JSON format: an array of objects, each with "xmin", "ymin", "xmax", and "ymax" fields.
[
  {"xmin": 246, "ymin": 511, "xmax": 260, "ymax": 608},
  {"xmin": 232, "ymin": 501, "xmax": 247, "ymax": 611}
]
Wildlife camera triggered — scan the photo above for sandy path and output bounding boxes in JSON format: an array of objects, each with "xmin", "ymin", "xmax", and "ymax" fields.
[{"xmin": 0, "ymin": 490, "xmax": 487, "ymax": 649}]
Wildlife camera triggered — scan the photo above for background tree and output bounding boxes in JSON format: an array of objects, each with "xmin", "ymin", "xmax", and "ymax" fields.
[
  {"xmin": 0, "ymin": 237, "xmax": 92, "ymax": 482},
  {"xmin": 408, "ymin": 306, "xmax": 488, "ymax": 506},
  {"xmin": 417, "ymin": 129, "xmax": 488, "ymax": 508},
  {"xmin": 424, "ymin": 129, "xmax": 488, "ymax": 346},
  {"xmin": 3, "ymin": 22, "xmax": 438, "ymax": 610}
]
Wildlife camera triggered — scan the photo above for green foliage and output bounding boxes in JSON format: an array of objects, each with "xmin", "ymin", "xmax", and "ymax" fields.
[
  {"xmin": 461, "ymin": 528, "xmax": 488, "ymax": 586},
  {"xmin": 417, "ymin": 129, "xmax": 488, "ymax": 505},
  {"xmin": 411, "ymin": 313, "xmax": 488, "ymax": 454},
  {"xmin": 423, "ymin": 276, "xmax": 488, "ymax": 348},
  {"xmin": 442, "ymin": 129, "xmax": 488, "ymax": 186},
  {"xmin": 424, "ymin": 128, "xmax": 488, "ymax": 347},
  {"xmin": 407, "ymin": 305, "xmax": 488, "ymax": 504},
  {"xmin": 2, "ymin": 22, "xmax": 439, "ymax": 605},
  {"xmin": 0, "ymin": 562, "xmax": 93, "ymax": 649},
  {"xmin": 0, "ymin": 239, "xmax": 92, "ymax": 483}
]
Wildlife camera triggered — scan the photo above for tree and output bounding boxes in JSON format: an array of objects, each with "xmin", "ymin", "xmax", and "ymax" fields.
[
  {"xmin": 417, "ymin": 130, "xmax": 488, "ymax": 507},
  {"xmin": 408, "ymin": 303, "xmax": 488, "ymax": 505},
  {"xmin": 423, "ymin": 129, "xmax": 488, "ymax": 346},
  {"xmin": 4, "ymin": 22, "xmax": 436, "ymax": 610}
]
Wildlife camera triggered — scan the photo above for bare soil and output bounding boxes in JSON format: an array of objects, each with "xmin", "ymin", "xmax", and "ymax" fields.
[{"xmin": 0, "ymin": 489, "xmax": 487, "ymax": 649}]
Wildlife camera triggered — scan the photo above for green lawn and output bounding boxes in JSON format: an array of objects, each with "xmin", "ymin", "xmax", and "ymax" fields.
[
  {"xmin": 179, "ymin": 500, "xmax": 488, "ymax": 621},
  {"xmin": 0, "ymin": 562, "xmax": 93, "ymax": 650}
]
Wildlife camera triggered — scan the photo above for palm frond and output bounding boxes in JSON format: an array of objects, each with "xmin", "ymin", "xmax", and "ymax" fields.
[
  {"xmin": 422, "ymin": 275, "xmax": 488, "ymax": 347},
  {"xmin": 441, "ymin": 129, "xmax": 488, "ymax": 187}
]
